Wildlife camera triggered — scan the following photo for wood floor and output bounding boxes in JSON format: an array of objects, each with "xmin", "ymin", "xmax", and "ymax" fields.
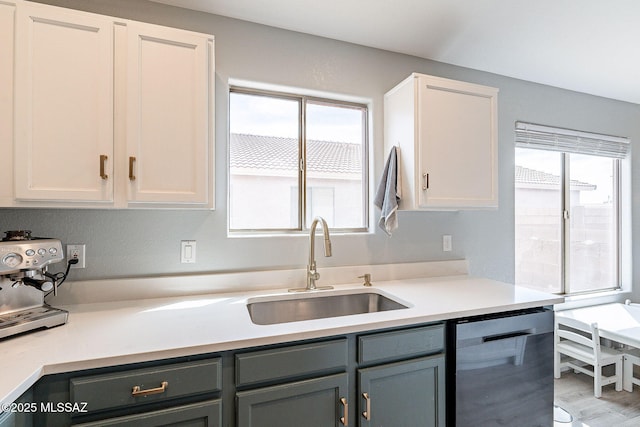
[{"xmin": 555, "ymin": 372, "xmax": 640, "ymax": 427}]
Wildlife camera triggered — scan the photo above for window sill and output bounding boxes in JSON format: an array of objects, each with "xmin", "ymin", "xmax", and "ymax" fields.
[
  {"xmin": 554, "ymin": 288, "xmax": 631, "ymax": 311},
  {"xmin": 227, "ymin": 229, "xmax": 374, "ymax": 239}
]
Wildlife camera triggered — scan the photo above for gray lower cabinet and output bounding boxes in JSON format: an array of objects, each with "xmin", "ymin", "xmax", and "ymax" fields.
[
  {"xmin": 0, "ymin": 407, "xmax": 20, "ymax": 427},
  {"xmin": 356, "ymin": 324, "xmax": 445, "ymax": 427},
  {"xmin": 69, "ymin": 358, "xmax": 222, "ymax": 414},
  {"xmin": 234, "ymin": 324, "xmax": 445, "ymax": 427},
  {"xmin": 0, "ymin": 389, "xmax": 33, "ymax": 427},
  {"xmin": 0, "ymin": 413, "xmax": 11, "ymax": 427},
  {"xmin": 236, "ymin": 374, "xmax": 349, "ymax": 427},
  {"xmin": 235, "ymin": 338, "xmax": 350, "ymax": 427},
  {"xmin": 14, "ymin": 321, "xmax": 445, "ymax": 427},
  {"xmin": 358, "ymin": 355, "xmax": 445, "ymax": 427},
  {"xmin": 0, "ymin": 411, "xmax": 10, "ymax": 427},
  {"xmin": 73, "ymin": 399, "xmax": 221, "ymax": 426},
  {"xmin": 32, "ymin": 356, "xmax": 222, "ymax": 427}
]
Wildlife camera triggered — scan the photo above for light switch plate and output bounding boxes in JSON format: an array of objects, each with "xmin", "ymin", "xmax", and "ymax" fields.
[
  {"xmin": 181, "ymin": 240, "xmax": 196, "ymax": 263},
  {"xmin": 443, "ymin": 235, "xmax": 452, "ymax": 252}
]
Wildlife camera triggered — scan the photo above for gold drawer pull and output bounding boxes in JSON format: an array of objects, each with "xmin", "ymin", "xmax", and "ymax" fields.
[
  {"xmin": 340, "ymin": 397, "xmax": 349, "ymax": 426},
  {"xmin": 422, "ymin": 172, "xmax": 429, "ymax": 190},
  {"xmin": 131, "ymin": 381, "xmax": 168, "ymax": 397},
  {"xmin": 129, "ymin": 156, "xmax": 136, "ymax": 181},
  {"xmin": 362, "ymin": 392, "xmax": 371, "ymax": 420},
  {"xmin": 99, "ymin": 155, "xmax": 108, "ymax": 180}
]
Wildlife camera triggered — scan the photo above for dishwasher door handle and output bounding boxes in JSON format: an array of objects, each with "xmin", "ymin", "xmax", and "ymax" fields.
[{"xmin": 482, "ymin": 330, "xmax": 533, "ymax": 343}]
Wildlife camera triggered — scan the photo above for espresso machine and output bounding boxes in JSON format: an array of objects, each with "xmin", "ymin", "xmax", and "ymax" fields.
[{"xmin": 0, "ymin": 230, "xmax": 69, "ymax": 339}]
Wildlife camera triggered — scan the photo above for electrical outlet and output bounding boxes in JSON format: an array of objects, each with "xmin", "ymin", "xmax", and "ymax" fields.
[
  {"xmin": 443, "ymin": 235, "xmax": 452, "ymax": 252},
  {"xmin": 66, "ymin": 244, "xmax": 86, "ymax": 268}
]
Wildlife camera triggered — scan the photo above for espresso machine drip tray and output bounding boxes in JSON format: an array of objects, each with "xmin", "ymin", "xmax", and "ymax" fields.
[{"xmin": 0, "ymin": 306, "xmax": 68, "ymax": 339}]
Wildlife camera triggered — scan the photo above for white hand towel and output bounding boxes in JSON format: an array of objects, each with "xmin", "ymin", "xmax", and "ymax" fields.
[{"xmin": 374, "ymin": 146, "xmax": 401, "ymax": 236}]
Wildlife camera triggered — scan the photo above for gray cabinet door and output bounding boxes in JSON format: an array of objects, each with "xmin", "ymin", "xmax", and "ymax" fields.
[
  {"xmin": 0, "ymin": 411, "xmax": 14, "ymax": 427},
  {"xmin": 358, "ymin": 355, "xmax": 445, "ymax": 427},
  {"xmin": 0, "ymin": 389, "xmax": 34, "ymax": 427},
  {"xmin": 236, "ymin": 373, "xmax": 349, "ymax": 427},
  {"xmin": 72, "ymin": 399, "xmax": 221, "ymax": 427}
]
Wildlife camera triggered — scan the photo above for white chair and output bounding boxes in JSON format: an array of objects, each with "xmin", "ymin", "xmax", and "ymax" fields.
[
  {"xmin": 623, "ymin": 349, "xmax": 640, "ymax": 392},
  {"xmin": 555, "ymin": 316, "xmax": 623, "ymax": 398},
  {"xmin": 622, "ymin": 300, "xmax": 640, "ymax": 392}
]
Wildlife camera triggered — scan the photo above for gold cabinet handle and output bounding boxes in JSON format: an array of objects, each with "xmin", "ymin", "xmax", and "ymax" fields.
[
  {"xmin": 340, "ymin": 397, "xmax": 349, "ymax": 426},
  {"xmin": 362, "ymin": 392, "xmax": 371, "ymax": 420},
  {"xmin": 99, "ymin": 155, "xmax": 108, "ymax": 180},
  {"xmin": 422, "ymin": 172, "xmax": 429, "ymax": 190},
  {"xmin": 131, "ymin": 381, "xmax": 168, "ymax": 397},
  {"xmin": 129, "ymin": 156, "xmax": 136, "ymax": 181}
]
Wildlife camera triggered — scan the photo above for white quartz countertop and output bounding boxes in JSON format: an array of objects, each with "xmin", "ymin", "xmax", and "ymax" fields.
[{"xmin": 0, "ymin": 275, "xmax": 563, "ymax": 406}]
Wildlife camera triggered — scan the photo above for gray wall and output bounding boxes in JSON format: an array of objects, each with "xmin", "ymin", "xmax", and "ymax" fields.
[{"xmin": 3, "ymin": 0, "xmax": 639, "ymax": 293}]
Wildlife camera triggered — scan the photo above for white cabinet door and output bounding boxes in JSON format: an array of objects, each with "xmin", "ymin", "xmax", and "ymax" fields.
[
  {"xmin": 14, "ymin": 3, "xmax": 114, "ymax": 202},
  {"xmin": 0, "ymin": 2, "xmax": 16, "ymax": 206},
  {"xmin": 416, "ymin": 75, "xmax": 498, "ymax": 208},
  {"xmin": 384, "ymin": 73, "xmax": 498, "ymax": 210},
  {"xmin": 126, "ymin": 22, "xmax": 213, "ymax": 206}
]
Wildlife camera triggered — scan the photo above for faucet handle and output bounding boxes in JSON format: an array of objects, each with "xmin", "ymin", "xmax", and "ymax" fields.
[{"xmin": 358, "ymin": 274, "xmax": 372, "ymax": 287}]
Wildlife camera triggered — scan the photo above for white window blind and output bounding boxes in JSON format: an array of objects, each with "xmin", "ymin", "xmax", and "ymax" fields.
[{"xmin": 515, "ymin": 121, "xmax": 630, "ymax": 159}]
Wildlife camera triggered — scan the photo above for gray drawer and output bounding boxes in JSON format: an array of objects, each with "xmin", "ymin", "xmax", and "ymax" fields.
[
  {"xmin": 235, "ymin": 338, "xmax": 348, "ymax": 387},
  {"xmin": 70, "ymin": 357, "xmax": 221, "ymax": 413},
  {"xmin": 358, "ymin": 324, "xmax": 444, "ymax": 364}
]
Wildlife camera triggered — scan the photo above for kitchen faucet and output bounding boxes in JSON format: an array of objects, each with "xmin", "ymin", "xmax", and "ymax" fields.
[{"xmin": 290, "ymin": 216, "xmax": 333, "ymax": 292}]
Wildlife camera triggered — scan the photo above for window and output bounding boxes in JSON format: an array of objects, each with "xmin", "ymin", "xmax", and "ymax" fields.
[
  {"xmin": 229, "ymin": 87, "xmax": 368, "ymax": 232},
  {"xmin": 514, "ymin": 122, "xmax": 629, "ymax": 295}
]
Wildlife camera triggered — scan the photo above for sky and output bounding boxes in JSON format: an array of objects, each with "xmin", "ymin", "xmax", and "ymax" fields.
[{"xmin": 229, "ymin": 92, "xmax": 364, "ymax": 144}]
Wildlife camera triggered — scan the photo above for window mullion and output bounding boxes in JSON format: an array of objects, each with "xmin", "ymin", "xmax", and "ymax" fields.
[
  {"xmin": 299, "ymin": 97, "xmax": 307, "ymax": 230},
  {"xmin": 614, "ymin": 159, "xmax": 622, "ymax": 288},
  {"xmin": 561, "ymin": 153, "xmax": 570, "ymax": 294}
]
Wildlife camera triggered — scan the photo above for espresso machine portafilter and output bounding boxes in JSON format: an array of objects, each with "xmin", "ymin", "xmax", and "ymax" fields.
[{"xmin": 0, "ymin": 230, "xmax": 69, "ymax": 339}]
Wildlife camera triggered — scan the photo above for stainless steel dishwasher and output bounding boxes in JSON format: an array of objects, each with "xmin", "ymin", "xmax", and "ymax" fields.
[{"xmin": 446, "ymin": 308, "xmax": 554, "ymax": 427}]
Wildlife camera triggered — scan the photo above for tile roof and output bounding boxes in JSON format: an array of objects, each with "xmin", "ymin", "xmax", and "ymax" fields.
[
  {"xmin": 230, "ymin": 133, "xmax": 361, "ymax": 174},
  {"xmin": 515, "ymin": 165, "xmax": 596, "ymax": 190}
]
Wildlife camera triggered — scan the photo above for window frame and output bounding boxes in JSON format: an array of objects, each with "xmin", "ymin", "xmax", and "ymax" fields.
[
  {"xmin": 228, "ymin": 86, "xmax": 370, "ymax": 234},
  {"xmin": 561, "ymin": 152, "xmax": 622, "ymax": 295},
  {"xmin": 515, "ymin": 147, "xmax": 623, "ymax": 296}
]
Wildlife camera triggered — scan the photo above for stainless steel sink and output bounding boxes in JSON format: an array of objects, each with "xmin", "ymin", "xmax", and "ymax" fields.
[{"xmin": 247, "ymin": 290, "xmax": 409, "ymax": 325}]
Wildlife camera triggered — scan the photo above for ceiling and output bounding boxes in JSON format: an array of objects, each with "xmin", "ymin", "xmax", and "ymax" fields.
[{"xmin": 150, "ymin": 0, "xmax": 640, "ymax": 104}]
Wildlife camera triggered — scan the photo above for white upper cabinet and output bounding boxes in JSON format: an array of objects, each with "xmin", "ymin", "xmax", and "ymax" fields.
[
  {"xmin": 6, "ymin": 1, "xmax": 215, "ymax": 209},
  {"xmin": 384, "ymin": 73, "xmax": 499, "ymax": 210},
  {"xmin": 0, "ymin": 1, "xmax": 16, "ymax": 206},
  {"xmin": 125, "ymin": 22, "xmax": 213, "ymax": 206},
  {"xmin": 14, "ymin": 2, "xmax": 114, "ymax": 202}
]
